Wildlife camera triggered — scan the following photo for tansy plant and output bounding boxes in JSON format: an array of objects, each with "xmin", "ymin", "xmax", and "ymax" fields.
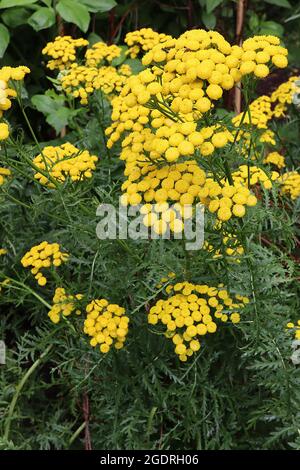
[{"xmin": 0, "ymin": 27, "xmax": 300, "ymax": 450}]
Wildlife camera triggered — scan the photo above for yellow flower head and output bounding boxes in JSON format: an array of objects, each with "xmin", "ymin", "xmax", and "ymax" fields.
[
  {"xmin": 48, "ymin": 288, "xmax": 83, "ymax": 324},
  {"xmin": 149, "ymin": 280, "xmax": 248, "ymax": 361},
  {"xmin": 21, "ymin": 241, "xmax": 69, "ymax": 285},
  {"xmin": 32, "ymin": 143, "xmax": 98, "ymax": 187},
  {"xmin": 84, "ymin": 299, "xmax": 129, "ymax": 353},
  {"xmin": 42, "ymin": 36, "xmax": 88, "ymax": 70}
]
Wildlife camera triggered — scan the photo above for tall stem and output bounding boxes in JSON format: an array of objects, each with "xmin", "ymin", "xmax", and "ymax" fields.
[{"xmin": 3, "ymin": 344, "xmax": 53, "ymax": 441}]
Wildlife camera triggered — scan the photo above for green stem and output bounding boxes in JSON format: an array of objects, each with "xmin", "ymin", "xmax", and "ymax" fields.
[
  {"xmin": 69, "ymin": 421, "xmax": 86, "ymax": 447},
  {"xmin": 0, "ymin": 190, "xmax": 31, "ymax": 209},
  {"xmin": 3, "ymin": 344, "xmax": 53, "ymax": 441},
  {"xmin": 0, "ymin": 275, "xmax": 52, "ymax": 310}
]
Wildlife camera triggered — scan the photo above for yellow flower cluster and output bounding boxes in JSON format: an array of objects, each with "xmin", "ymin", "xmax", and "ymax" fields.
[
  {"xmin": 125, "ymin": 28, "xmax": 172, "ymax": 58},
  {"xmin": 0, "ymin": 65, "xmax": 30, "ymax": 140},
  {"xmin": 108, "ymin": 30, "xmax": 287, "ymax": 151},
  {"xmin": 271, "ymin": 76, "xmax": 299, "ymax": 117},
  {"xmin": 42, "ymin": 36, "xmax": 88, "ymax": 70},
  {"xmin": 279, "ymin": 171, "xmax": 300, "ymax": 200},
  {"xmin": 264, "ymin": 151, "xmax": 285, "ymax": 169},
  {"xmin": 149, "ymin": 281, "xmax": 249, "ymax": 361},
  {"xmin": 21, "ymin": 242, "xmax": 69, "ymax": 286},
  {"xmin": 84, "ymin": 299, "xmax": 129, "ymax": 353},
  {"xmin": 229, "ymin": 164, "xmax": 279, "ymax": 190},
  {"xmin": 104, "ymin": 30, "xmax": 288, "ymax": 232},
  {"xmin": 121, "ymin": 159, "xmax": 206, "ymax": 206},
  {"xmin": 33, "ymin": 143, "xmax": 98, "ymax": 187},
  {"xmin": 232, "ymin": 95, "xmax": 273, "ymax": 129},
  {"xmin": 0, "ymin": 167, "xmax": 11, "ymax": 185},
  {"xmin": 117, "ymin": 140, "xmax": 260, "ymax": 227},
  {"xmin": 233, "ymin": 76, "xmax": 298, "ymax": 131},
  {"xmin": 61, "ymin": 63, "xmax": 131, "ymax": 105},
  {"xmin": 120, "ymin": 159, "xmax": 209, "ymax": 234},
  {"xmin": 48, "ymin": 288, "xmax": 83, "ymax": 324},
  {"xmin": 108, "ymin": 99, "xmax": 233, "ymax": 158},
  {"xmin": 239, "ymin": 35, "xmax": 288, "ymax": 74},
  {"xmin": 85, "ymin": 42, "xmax": 121, "ymax": 66},
  {"xmin": 0, "ymin": 76, "xmax": 16, "ymax": 118},
  {"xmin": 286, "ymin": 320, "xmax": 300, "ymax": 340},
  {"xmin": 142, "ymin": 30, "xmax": 287, "ymax": 78},
  {"xmin": 203, "ymin": 177, "xmax": 258, "ymax": 222},
  {"xmin": 42, "ymin": 37, "xmax": 133, "ymax": 104},
  {"xmin": 0, "ymin": 65, "xmax": 30, "ymax": 85},
  {"xmin": 259, "ymin": 129, "xmax": 276, "ymax": 146},
  {"xmin": 0, "ymin": 248, "xmax": 7, "ymax": 256}
]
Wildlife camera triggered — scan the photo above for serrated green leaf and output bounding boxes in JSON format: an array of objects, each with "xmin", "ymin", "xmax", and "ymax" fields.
[
  {"xmin": 0, "ymin": 23, "xmax": 10, "ymax": 58},
  {"xmin": 56, "ymin": 0, "xmax": 90, "ymax": 32},
  {"xmin": 28, "ymin": 7, "xmax": 55, "ymax": 31}
]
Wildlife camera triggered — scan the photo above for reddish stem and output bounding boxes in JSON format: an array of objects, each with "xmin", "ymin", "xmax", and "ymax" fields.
[{"xmin": 83, "ymin": 393, "xmax": 92, "ymax": 450}]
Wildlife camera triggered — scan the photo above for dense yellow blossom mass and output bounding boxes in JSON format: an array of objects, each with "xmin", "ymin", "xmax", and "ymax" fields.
[
  {"xmin": 33, "ymin": 143, "xmax": 98, "ymax": 187},
  {"xmin": 279, "ymin": 171, "xmax": 300, "ymax": 200},
  {"xmin": 84, "ymin": 299, "xmax": 129, "ymax": 353},
  {"xmin": 48, "ymin": 288, "xmax": 83, "ymax": 324},
  {"xmin": 149, "ymin": 281, "xmax": 249, "ymax": 361},
  {"xmin": 42, "ymin": 36, "xmax": 89, "ymax": 70},
  {"xmin": 264, "ymin": 151, "xmax": 285, "ymax": 169},
  {"xmin": 60, "ymin": 63, "xmax": 132, "ymax": 105},
  {"xmin": 125, "ymin": 28, "xmax": 172, "ymax": 58},
  {"xmin": 102, "ymin": 29, "xmax": 292, "ymax": 232},
  {"xmin": 21, "ymin": 242, "xmax": 69, "ymax": 286}
]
